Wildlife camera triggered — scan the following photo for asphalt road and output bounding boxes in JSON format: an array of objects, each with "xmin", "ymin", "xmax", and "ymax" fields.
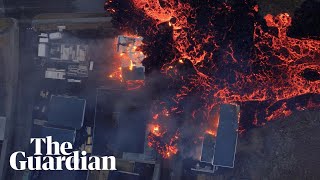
[
  {"xmin": 10, "ymin": 22, "xmax": 41, "ymax": 180},
  {"xmin": 0, "ymin": 19, "xmax": 20, "ymax": 180},
  {"xmin": 0, "ymin": 0, "xmax": 4, "ymax": 17},
  {"xmin": 3, "ymin": 0, "xmax": 105, "ymax": 18}
]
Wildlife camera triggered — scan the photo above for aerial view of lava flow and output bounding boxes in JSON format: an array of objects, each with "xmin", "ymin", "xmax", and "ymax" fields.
[{"xmin": 105, "ymin": 0, "xmax": 320, "ymax": 158}]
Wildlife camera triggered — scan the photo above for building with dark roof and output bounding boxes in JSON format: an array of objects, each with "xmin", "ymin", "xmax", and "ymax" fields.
[
  {"xmin": 213, "ymin": 104, "xmax": 239, "ymax": 168},
  {"xmin": 87, "ymin": 158, "xmax": 160, "ymax": 180},
  {"xmin": 48, "ymin": 95, "xmax": 86, "ymax": 129},
  {"xmin": 92, "ymin": 89, "xmax": 149, "ymax": 156},
  {"xmin": 200, "ymin": 134, "xmax": 216, "ymax": 163},
  {"xmin": 198, "ymin": 104, "xmax": 239, "ymax": 171},
  {"xmin": 31, "ymin": 124, "xmax": 76, "ymax": 144},
  {"xmin": 29, "ymin": 124, "xmax": 87, "ymax": 180},
  {"xmin": 108, "ymin": 171, "xmax": 140, "ymax": 180},
  {"xmin": 30, "ymin": 124, "xmax": 76, "ymax": 156},
  {"xmin": 33, "ymin": 168, "xmax": 87, "ymax": 180}
]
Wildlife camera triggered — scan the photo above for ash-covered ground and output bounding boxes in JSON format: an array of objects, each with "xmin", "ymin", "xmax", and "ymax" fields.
[{"xmin": 232, "ymin": 110, "xmax": 320, "ymax": 179}]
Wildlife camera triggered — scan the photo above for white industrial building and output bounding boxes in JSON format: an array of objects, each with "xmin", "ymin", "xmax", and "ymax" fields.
[{"xmin": 37, "ymin": 31, "xmax": 90, "ymax": 82}]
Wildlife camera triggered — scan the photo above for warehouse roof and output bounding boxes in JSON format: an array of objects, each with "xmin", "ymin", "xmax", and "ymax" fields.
[
  {"xmin": 200, "ymin": 104, "xmax": 239, "ymax": 168},
  {"xmin": 48, "ymin": 95, "xmax": 86, "ymax": 129},
  {"xmin": 213, "ymin": 104, "xmax": 239, "ymax": 168},
  {"xmin": 31, "ymin": 124, "xmax": 76, "ymax": 144},
  {"xmin": 93, "ymin": 89, "xmax": 147, "ymax": 156}
]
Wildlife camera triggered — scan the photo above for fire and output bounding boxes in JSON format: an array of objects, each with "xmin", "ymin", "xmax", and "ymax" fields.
[
  {"xmin": 106, "ymin": 0, "xmax": 320, "ymax": 159},
  {"xmin": 148, "ymin": 124, "xmax": 179, "ymax": 158},
  {"xmin": 153, "ymin": 125, "xmax": 159, "ymax": 131},
  {"xmin": 151, "ymin": 124, "xmax": 161, "ymax": 137},
  {"xmin": 108, "ymin": 69, "xmax": 122, "ymax": 82},
  {"xmin": 205, "ymin": 130, "xmax": 216, "ymax": 137},
  {"xmin": 108, "ymin": 33, "xmax": 146, "ymax": 89}
]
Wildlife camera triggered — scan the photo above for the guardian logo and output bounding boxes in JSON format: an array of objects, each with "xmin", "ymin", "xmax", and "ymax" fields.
[{"xmin": 9, "ymin": 136, "xmax": 117, "ymax": 171}]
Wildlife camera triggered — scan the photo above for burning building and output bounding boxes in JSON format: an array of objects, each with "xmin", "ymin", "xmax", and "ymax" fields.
[
  {"xmin": 191, "ymin": 104, "xmax": 239, "ymax": 173},
  {"xmin": 117, "ymin": 35, "xmax": 146, "ymax": 81}
]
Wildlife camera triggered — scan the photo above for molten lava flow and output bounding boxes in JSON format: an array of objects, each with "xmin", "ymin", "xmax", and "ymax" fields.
[
  {"xmin": 106, "ymin": 0, "xmax": 320, "ymax": 159},
  {"xmin": 148, "ymin": 123, "xmax": 179, "ymax": 158},
  {"xmin": 131, "ymin": 0, "xmax": 191, "ymax": 30},
  {"xmin": 253, "ymin": 13, "xmax": 320, "ymax": 102}
]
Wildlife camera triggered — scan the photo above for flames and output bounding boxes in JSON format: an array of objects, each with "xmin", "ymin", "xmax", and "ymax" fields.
[
  {"xmin": 150, "ymin": 124, "xmax": 163, "ymax": 137},
  {"xmin": 105, "ymin": 0, "xmax": 320, "ymax": 158},
  {"xmin": 108, "ymin": 34, "xmax": 146, "ymax": 89},
  {"xmin": 205, "ymin": 130, "xmax": 216, "ymax": 137},
  {"xmin": 148, "ymin": 123, "xmax": 179, "ymax": 158}
]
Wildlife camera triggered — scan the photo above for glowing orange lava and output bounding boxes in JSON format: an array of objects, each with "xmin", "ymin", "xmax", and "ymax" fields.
[{"xmin": 106, "ymin": 0, "xmax": 320, "ymax": 159}]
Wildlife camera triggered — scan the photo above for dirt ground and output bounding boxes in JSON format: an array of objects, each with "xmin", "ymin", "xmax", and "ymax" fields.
[{"xmin": 198, "ymin": 110, "xmax": 320, "ymax": 180}]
